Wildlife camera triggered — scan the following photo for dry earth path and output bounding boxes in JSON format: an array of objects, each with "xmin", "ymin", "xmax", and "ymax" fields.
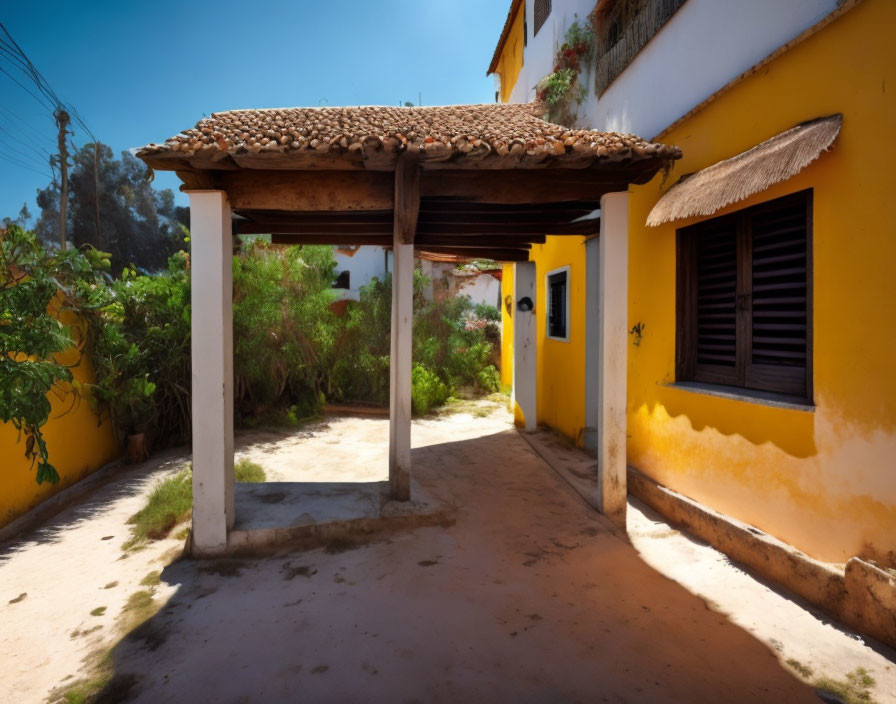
[{"xmin": 1, "ymin": 400, "xmax": 891, "ymax": 702}]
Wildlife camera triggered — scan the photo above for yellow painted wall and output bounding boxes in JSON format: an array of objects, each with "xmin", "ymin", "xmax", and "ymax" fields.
[
  {"xmin": 1, "ymin": 306, "xmax": 120, "ymax": 529},
  {"xmin": 495, "ymin": 2, "xmax": 525, "ymax": 103},
  {"xmin": 627, "ymin": 0, "xmax": 896, "ymax": 563},
  {"xmin": 500, "ymin": 263, "xmax": 514, "ymax": 388},
  {"xmin": 530, "ymin": 236, "xmax": 589, "ymax": 444}
]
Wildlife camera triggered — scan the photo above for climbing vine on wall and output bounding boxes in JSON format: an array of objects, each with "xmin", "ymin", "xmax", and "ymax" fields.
[{"xmin": 536, "ymin": 17, "xmax": 595, "ymax": 124}]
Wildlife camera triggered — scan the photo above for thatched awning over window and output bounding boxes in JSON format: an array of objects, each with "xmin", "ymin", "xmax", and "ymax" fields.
[{"xmin": 646, "ymin": 114, "xmax": 841, "ymax": 227}]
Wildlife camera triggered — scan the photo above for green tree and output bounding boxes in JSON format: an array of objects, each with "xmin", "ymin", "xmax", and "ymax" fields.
[{"xmin": 34, "ymin": 143, "xmax": 187, "ymax": 273}]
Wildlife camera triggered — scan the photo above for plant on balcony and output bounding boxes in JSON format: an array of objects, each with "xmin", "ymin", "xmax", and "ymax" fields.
[{"xmin": 536, "ymin": 17, "xmax": 595, "ymax": 124}]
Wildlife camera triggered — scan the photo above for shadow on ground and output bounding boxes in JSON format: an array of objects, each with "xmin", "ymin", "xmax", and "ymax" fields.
[{"xmin": 84, "ymin": 429, "xmax": 820, "ymax": 703}]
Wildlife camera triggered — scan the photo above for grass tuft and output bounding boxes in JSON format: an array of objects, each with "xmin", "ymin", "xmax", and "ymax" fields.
[
  {"xmin": 814, "ymin": 668, "xmax": 877, "ymax": 704},
  {"xmin": 234, "ymin": 458, "xmax": 266, "ymax": 483},
  {"xmin": 124, "ymin": 470, "xmax": 192, "ymax": 549},
  {"xmin": 89, "ymin": 607, "xmax": 106, "ymax": 617},
  {"xmin": 785, "ymin": 658, "xmax": 813, "ymax": 679},
  {"xmin": 139, "ymin": 571, "xmax": 161, "ymax": 587},
  {"xmin": 123, "ymin": 461, "xmax": 267, "ymax": 550}
]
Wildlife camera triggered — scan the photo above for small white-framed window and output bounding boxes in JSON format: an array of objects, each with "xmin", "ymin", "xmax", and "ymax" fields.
[{"xmin": 545, "ymin": 265, "xmax": 570, "ymax": 342}]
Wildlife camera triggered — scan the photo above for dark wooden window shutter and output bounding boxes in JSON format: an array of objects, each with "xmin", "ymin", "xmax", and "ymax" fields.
[
  {"xmin": 677, "ymin": 190, "xmax": 812, "ymax": 400},
  {"xmin": 534, "ymin": 0, "xmax": 551, "ymax": 36}
]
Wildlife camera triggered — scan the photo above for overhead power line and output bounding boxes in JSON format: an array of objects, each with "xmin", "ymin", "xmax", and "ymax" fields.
[{"xmin": 0, "ymin": 152, "xmax": 51, "ymax": 179}]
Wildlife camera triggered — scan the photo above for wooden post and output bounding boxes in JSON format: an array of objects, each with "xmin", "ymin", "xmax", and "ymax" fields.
[
  {"xmin": 597, "ymin": 191, "xmax": 629, "ymax": 528},
  {"xmin": 389, "ymin": 151, "xmax": 420, "ymax": 500},
  {"xmin": 187, "ymin": 190, "xmax": 235, "ymax": 555}
]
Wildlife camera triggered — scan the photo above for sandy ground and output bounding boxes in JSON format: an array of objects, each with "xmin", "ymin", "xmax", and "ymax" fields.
[
  {"xmin": 0, "ymin": 400, "xmax": 892, "ymax": 703},
  {"xmin": 628, "ymin": 499, "xmax": 896, "ymax": 698}
]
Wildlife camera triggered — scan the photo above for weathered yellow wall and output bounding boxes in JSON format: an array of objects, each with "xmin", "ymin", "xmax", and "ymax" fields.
[
  {"xmin": 627, "ymin": 0, "xmax": 896, "ymax": 563},
  {"xmin": 1, "ymin": 307, "xmax": 120, "ymax": 529},
  {"xmin": 500, "ymin": 263, "xmax": 514, "ymax": 388},
  {"xmin": 495, "ymin": 2, "xmax": 525, "ymax": 103},
  {"xmin": 530, "ymin": 236, "xmax": 589, "ymax": 443}
]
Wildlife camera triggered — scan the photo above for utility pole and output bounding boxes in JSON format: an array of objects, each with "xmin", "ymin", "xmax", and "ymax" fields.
[
  {"xmin": 54, "ymin": 108, "xmax": 70, "ymax": 250},
  {"xmin": 93, "ymin": 142, "xmax": 101, "ymax": 247}
]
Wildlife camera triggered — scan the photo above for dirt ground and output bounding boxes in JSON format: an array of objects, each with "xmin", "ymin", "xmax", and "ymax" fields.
[{"xmin": 1, "ymin": 399, "xmax": 893, "ymax": 703}]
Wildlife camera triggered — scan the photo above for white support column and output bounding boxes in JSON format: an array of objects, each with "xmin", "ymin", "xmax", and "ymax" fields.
[
  {"xmin": 597, "ymin": 191, "xmax": 629, "ymax": 527},
  {"xmin": 584, "ymin": 235, "xmax": 600, "ymax": 457},
  {"xmin": 512, "ymin": 261, "xmax": 537, "ymax": 432},
  {"xmin": 187, "ymin": 190, "xmax": 234, "ymax": 555},
  {"xmin": 389, "ymin": 236, "xmax": 414, "ymax": 500}
]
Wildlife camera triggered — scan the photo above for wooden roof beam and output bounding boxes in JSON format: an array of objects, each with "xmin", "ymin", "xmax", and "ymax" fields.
[
  {"xmin": 417, "ymin": 220, "xmax": 599, "ymax": 236},
  {"xmin": 414, "ymin": 245, "xmax": 530, "ymax": 261},
  {"xmin": 394, "ymin": 150, "xmax": 420, "ymax": 244},
  {"xmin": 270, "ymin": 234, "xmax": 392, "ymax": 246},
  {"xmin": 416, "ymin": 237, "xmax": 532, "ymax": 249}
]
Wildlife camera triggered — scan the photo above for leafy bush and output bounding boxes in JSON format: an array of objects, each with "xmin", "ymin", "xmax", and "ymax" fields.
[
  {"xmin": 411, "ymin": 364, "xmax": 450, "ymax": 415},
  {"xmin": 328, "ymin": 274, "xmax": 392, "ymax": 405},
  {"xmin": 474, "ymin": 302, "xmax": 501, "ymax": 322},
  {"xmin": 332, "ymin": 270, "xmax": 502, "ymax": 413},
  {"xmin": 232, "ymin": 241, "xmax": 336, "ymax": 420},
  {"xmin": 86, "ymin": 253, "xmax": 191, "ymax": 444},
  {"xmin": 0, "ymin": 225, "xmax": 110, "ymax": 483},
  {"xmin": 2, "ymin": 226, "xmax": 502, "ymax": 482}
]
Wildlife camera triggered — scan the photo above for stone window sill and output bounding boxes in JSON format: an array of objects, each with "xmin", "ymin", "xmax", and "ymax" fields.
[{"xmin": 666, "ymin": 382, "xmax": 815, "ymax": 412}]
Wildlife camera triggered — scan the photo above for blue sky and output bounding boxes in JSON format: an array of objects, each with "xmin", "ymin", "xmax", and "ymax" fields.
[{"xmin": 0, "ymin": 0, "xmax": 508, "ymax": 221}]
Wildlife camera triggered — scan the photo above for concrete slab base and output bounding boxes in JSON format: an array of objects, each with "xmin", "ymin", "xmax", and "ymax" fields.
[
  {"xmin": 519, "ymin": 429, "xmax": 603, "ymax": 511},
  {"xmin": 192, "ymin": 480, "xmax": 454, "ymax": 557}
]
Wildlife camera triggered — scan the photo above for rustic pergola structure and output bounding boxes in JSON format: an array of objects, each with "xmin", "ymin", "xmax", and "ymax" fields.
[{"xmin": 138, "ymin": 103, "xmax": 680, "ymax": 556}]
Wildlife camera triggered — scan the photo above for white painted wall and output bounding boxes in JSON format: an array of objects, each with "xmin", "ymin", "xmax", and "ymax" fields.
[
  {"xmin": 334, "ymin": 246, "xmax": 390, "ymax": 293},
  {"xmin": 510, "ymin": 0, "xmax": 838, "ymax": 138},
  {"xmin": 510, "ymin": 0, "xmax": 596, "ymax": 104},
  {"xmin": 456, "ymin": 272, "xmax": 502, "ymax": 310}
]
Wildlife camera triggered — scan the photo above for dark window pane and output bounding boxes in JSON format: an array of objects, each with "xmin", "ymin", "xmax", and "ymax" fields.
[{"xmin": 548, "ymin": 270, "xmax": 567, "ymax": 338}]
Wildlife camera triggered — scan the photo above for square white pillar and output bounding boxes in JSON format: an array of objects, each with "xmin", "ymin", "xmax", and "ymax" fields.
[
  {"xmin": 187, "ymin": 190, "xmax": 234, "ymax": 555},
  {"xmin": 389, "ymin": 236, "xmax": 414, "ymax": 500},
  {"xmin": 597, "ymin": 191, "xmax": 629, "ymax": 527},
  {"xmin": 513, "ymin": 261, "xmax": 537, "ymax": 431}
]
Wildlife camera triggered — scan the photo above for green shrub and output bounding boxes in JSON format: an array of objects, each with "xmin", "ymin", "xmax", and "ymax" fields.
[
  {"xmin": 85, "ymin": 250, "xmax": 191, "ymax": 445},
  {"xmin": 232, "ymin": 241, "xmax": 336, "ymax": 420},
  {"xmin": 411, "ymin": 364, "xmax": 450, "ymax": 416},
  {"xmin": 2, "ymin": 225, "xmax": 503, "ymax": 483},
  {"xmin": 476, "ymin": 365, "xmax": 501, "ymax": 393}
]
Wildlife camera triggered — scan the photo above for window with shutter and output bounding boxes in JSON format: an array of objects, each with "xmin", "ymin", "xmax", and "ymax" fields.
[
  {"xmin": 546, "ymin": 267, "xmax": 569, "ymax": 341},
  {"xmin": 676, "ymin": 190, "xmax": 812, "ymax": 401},
  {"xmin": 534, "ymin": 0, "xmax": 551, "ymax": 37}
]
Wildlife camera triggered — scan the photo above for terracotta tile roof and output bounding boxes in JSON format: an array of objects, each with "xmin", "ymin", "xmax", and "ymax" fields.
[
  {"xmin": 487, "ymin": 0, "xmax": 524, "ymax": 76},
  {"xmin": 136, "ymin": 103, "xmax": 680, "ymax": 169}
]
